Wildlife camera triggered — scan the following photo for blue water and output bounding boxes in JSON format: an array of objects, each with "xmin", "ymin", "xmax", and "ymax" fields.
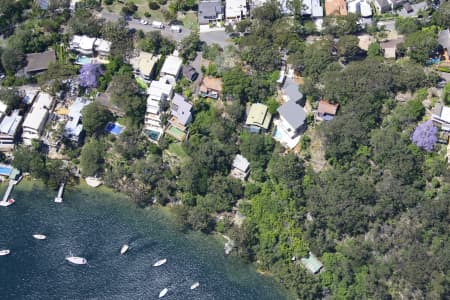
[
  {"xmin": 105, "ymin": 122, "xmax": 124, "ymax": 135},
  {"xmin": 0, "ymin": 166, "xmax": 12, "ymax": 176},
  {"xmin": 0, "ymin": 181, "xmax": 288, "ymax": 299},
  {"xmin": 75, "ymin": 56, "xmax": 92, "ymax": 65}
]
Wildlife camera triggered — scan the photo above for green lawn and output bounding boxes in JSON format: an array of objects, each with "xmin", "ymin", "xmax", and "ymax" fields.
[
  {"xmin": 103, "ymin": 0, "xmax": 165, "ymax": 21},
  {"xmin": 181, "ymin": 11, "xmax": 198, "ymax": 31},
  {"xmin": 167, "ymin": 142, "xmax": 189, "ymax": 162}
]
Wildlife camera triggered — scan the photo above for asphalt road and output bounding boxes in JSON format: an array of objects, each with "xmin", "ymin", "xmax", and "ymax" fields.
[{"xmin": 99, "ymin": 10, "xmax": 191, "ymax": 42}]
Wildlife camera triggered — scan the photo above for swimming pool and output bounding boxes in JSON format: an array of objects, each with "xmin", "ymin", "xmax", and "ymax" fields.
[
  {"xmin": 144, "ymin": 129, "xmax": 160, "ymax": 141},
  {"xmin": 75, "ymin": 56, "xmax": 92, "ymax": 65},
  {"xmin": 105, "ymin": 122, "xmax": 125, "ymax": 135},
  {"xmin": 0, "ymin": 165, "xmax": 12, "ymax": 176}
]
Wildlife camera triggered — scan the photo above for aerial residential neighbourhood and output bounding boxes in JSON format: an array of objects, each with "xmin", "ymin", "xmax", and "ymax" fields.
[{"xmin": 0, "ymin": 0, "xmax": 450, "ymax": 299}]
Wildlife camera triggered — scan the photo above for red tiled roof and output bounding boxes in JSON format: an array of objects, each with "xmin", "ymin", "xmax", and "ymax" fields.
[{"xmin": 317, "ymin": 100, "xmax": 339, "ymax": 115}]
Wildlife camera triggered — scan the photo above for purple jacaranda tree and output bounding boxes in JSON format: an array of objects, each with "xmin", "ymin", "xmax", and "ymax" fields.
[
  {"xmin": 78, "ymin": 64, "xmax": 102, "ymax": 88},
  {"xmin": 411, "ymin": 120, "xmax": 438, "ymax": 151}
]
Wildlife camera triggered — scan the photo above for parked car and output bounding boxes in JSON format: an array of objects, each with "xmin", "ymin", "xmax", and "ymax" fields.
[
  {"xmin": 152, "ymin": 21, "xmax": 164, "ymax": 29},
  {"xmin": 140, "ymin": 19, "xmax": 148, "ymax": 25},
  {"xmin": 170, "ymin": 25, "xmax": 182, "ymax": 33}
]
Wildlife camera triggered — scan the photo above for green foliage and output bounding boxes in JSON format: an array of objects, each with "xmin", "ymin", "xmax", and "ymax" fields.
[
  {"xmin": 148, "ymin": 1, "xmax": 160, "ymax": 10},
  {"xmin": 180, "ymin": 31, "xmax": 201, "ymax": 61},
  {"xmin": 80, "ymin": 138, "xmax": 106, "ymax": 176},
  {"xmin": 302, "ymin": 40, "xmax": 334, "ymax": 81},
  {"xmin": 138, "ymin": 31, "xmax": 175, "ymax": 55},
  {"xmin": 0, "ymin": 87, "xmax": 22, "ymax": 113},
  {"xmin": 336, "ymin": 35, "xmax": 360, "ymax": 60},
  {"xmin": 395, "ymin": 17, "xmax": 420, "ymax": 35},
  {"xmin": 109, "ymin": 74, "xmax": 146, "ymax": 127},
  {"xmin": 443, "ymin": 83, "xmax": 450, "ymax": 105},
  {"xmin": 68, "ymin": 8, "xmax": 103, "ymax": 36},
  {"xmin": 404, "ymin": 28, "xmax": 439, "ymax": 64},
  {"xmin": 82, "ymin": 102, "xmax": 113, "ymax": 137}
]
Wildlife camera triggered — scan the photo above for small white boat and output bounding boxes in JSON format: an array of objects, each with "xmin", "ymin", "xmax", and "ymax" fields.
[
  {"xmin": 65, "ymin": 256, "xmax": 87, "ymax": 265},
  {"xmin": 190, "ymin": 282, "xmax": 200, "ymax": 290},
  {"xmin": 120, "ymin": 244, "xmax": 129, "ymax": 255},
  {"xmin": 158, "ymin": 288, "xmax": 168, "ymax": 298},
  {"xmin": 0, "ymin": 249, "xmax": 10, "ymax": 256},
  {"xmin": 54, "ymin": 197, "xmax": 62, "ymax": 203},
  {"xmin": 153, "ymin": 258, "xmax": 167, "ymax": 267},
  {"xmin": 33, "ymin": 234, "xmax": 47, "ymax": 240},
  {"xmin": 0, "ymin": 198, "xmax": 15, "ymax": 207}
]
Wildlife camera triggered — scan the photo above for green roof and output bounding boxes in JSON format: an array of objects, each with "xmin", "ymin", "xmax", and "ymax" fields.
[
  {"xmin": 245, "ymin": 103, "xmax": 272, "ymax": 130},
  {"xmin": 301, "ymin": 252, "xmax": 323, "ymax": 274}
]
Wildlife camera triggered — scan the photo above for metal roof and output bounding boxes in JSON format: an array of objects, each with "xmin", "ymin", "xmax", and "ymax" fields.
[{"xmin": 277, "ymin": 100, "xmax": 306, "ymax": 130}]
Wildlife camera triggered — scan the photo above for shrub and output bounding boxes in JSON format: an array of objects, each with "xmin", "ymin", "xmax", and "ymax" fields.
[
  {"xmin": 158, "ymin": 0, "xmax": 167, "ymax": 5},
  {"xmin": 411, "ymin": 120, "xmax": 438, "ymax": 151},
  {"xmin": 148, "ymin": 1, "xmax": 160, "ymax": 10}
]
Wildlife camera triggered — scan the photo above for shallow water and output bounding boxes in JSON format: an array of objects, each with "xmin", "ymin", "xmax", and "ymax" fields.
[{"xmin": 0, "ymin": 181, "xmax": 286, "ymax": 300}]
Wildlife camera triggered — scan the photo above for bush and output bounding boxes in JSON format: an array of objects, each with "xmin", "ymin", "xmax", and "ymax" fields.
[
  {"xmin": 158, "ymin": 0, "xmax": 167, "ymax": 4},
  {"xmin": 148, "ymin": 1, "xmax": 160, "ymax": 10},
  {"xmin": 436, "ymin": 66, "xmax": 450, "ymax": 73},
  {"xmin": 144, "ymin": 12, "xmax": 151, "ymax": 18},
  {"xmin": 104, "ymin": 0, "xmax": 114, "ymax": 4}
]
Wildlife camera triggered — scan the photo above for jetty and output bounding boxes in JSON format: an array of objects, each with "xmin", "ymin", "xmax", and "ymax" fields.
[
  {"xmin": 54, "ymin": 182, "xmax": 65, "ymax": 203},
  {"xmin": 1, "ymin": 181, "xmax": 15, "ymax": 203}
]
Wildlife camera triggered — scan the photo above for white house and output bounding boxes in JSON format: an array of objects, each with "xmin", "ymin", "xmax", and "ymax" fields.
[
  {"xmin": 64, "ymin": 98, "xmax": 91, "ymax": 143},
  {"xmin": 70, "ymin": 35, "xmax": 111, "ymax": 58},
  {"xmin": 0, "ymin": 110, "xmax": 23, "ymax": 152},
  {"xmin": 22, "ymin": 92, "xmax": 54, "ymax": 145},
  {"xmin": 230, "ymin": 154, "xmax": 250, "ymax": 180},
  {"xmin": 144, "ymin": 79, "xmax": 174, "ymax": 142},
  {"xmin": 226, "ymin": 0, "xmax": 249, "ymax": 22},
  {"xmin": 160, "ymin": 55, "xmax": 183, "ymax": 81},
  {"xmin": 70, "ymin": 35, "xmax": 96, "ymax": 56},
  {"xmin": 274, "ymin": 100, "xmax": 307, "ymax": 149}
]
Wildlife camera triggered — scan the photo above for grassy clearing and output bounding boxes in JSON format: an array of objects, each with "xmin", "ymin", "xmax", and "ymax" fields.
[
  {"xmin": 103, "ymin": 0, "xmax": 165, "ymax": 21},
  {"xmin": 181, "ymin": 11, "xmax": 198, "ymax": 31},
  {"xmin": 167, "ymin": 142, "xmax": 189, "ymax": 161}
]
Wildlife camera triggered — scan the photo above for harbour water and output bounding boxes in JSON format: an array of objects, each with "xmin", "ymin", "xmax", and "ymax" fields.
[{"xmin": 0, "ymin": 181, "xmax": 287, "ymax": 299}]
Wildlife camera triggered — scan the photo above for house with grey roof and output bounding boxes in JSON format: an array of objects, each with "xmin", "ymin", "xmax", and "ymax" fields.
[
  {"xmin": 166, "ymin": 94, "xmax": 193, "ymax": 141},
  {"xmin": 230, "ymin": 154, "xmax": 250, "ymax": 180},
  {"xmin": 199, "ymin": 0, "xmax": 225, "ymax": 25},
  {"xmin": 273, "ymin": 99, "xmax": 307, "ymax": 149},
  {"xmin": 281, "ymin": 78, "xmax": 303, "ymax": 103},
  {"xmin": 24, "ymin": 50, "xmax": 56, "ymax": 75},
  {"xmin": 0, "ymin": 110, "xmax": 23, "ymax": 152},
  {"xmin": 372, "ymin": 0, "xmax": 390, "ymax": 13}
]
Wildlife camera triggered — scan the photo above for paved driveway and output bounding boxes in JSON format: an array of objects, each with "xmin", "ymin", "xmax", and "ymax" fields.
[
  {"xmin": 200, "ymin": 30, "xmax": 233, "ymax": 48},
  {"xmin": 99, "ymin": 11, "xmax": 191, "ymax": 42}
]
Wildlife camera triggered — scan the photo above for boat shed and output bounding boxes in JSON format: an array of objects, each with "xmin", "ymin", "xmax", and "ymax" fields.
[{"xmin": 300, "ymin": 252, "xmax": 323, "ymax": 274}]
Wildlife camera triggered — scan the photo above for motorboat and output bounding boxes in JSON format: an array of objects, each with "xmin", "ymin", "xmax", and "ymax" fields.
[
  {"xmin": 0, "ymin": 249, "xmax": 10, "ymax": 256},
  {"xmin": 65, "ymin": 256, "xmax": 87, "ymax": 265},
  {"xmin": 153, "ymin": 258, "xmax": 167, "ymax": 267},
  {"xmin": 158, "ymin": 288, "xmax": 168, "ymax": 298},
  {"xmin": 190, "ymin": 282, "xmax": 200, "ymax": 290},
  {"xmin": 120, "ymin": 244, "xmax": 129, "ymax": 255},
  {"xmin": 33, "ymin": 234, "xmax": 47, "ymax": 240},
  {"xmin": 0, "ymin": 198, "xmax": 15, "ymax": 207}
]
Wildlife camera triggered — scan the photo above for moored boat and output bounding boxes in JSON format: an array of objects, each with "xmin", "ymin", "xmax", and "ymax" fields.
[
  {"xmin": 190, "ymin": 282, "xmax": 200, "ymax": 290},
  {"xmin": 33, "ymin": 234, "xmax": 47, "ymax": 240},
  {"xmin": 120, "ymin": 244, "xmax": 129, "ymax": 255},
  {"xmin": 158, "ymin": 288, "xmax": 168, "ymax": 298},
  {"xmin": 153, "ymin": 258, "xmax": 167, "ymax": 267},
  {"xmin": 0, "ymin": 249, "xmax": 10, "ymax": 256},
  {"xmin": 0, "ymin": 198, "xmax": 15, "ymax": 207},
  {"xmin": 65, "ymin": 256, "xmax": 87, "ymax": 265}
]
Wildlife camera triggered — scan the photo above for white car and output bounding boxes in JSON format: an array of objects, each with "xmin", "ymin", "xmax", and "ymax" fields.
[{"xmin": 140, "ymin": 19, "xmax": 148, "ymax": 25}]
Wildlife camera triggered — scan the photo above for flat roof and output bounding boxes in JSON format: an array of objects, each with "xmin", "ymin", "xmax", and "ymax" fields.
[
  {"xmin": 148, "ymin": 79, "xmax": 173, "ymax": 101},
  {"xmin": 277, "ymin": 100, "xmax": 306, "ymax": 130},
  {"xmin": 232, "ymin": 154, "xmax": 249, "ymax": 172},
  {"xmin": 226, "ymin": 0, "xmax": 248, "ymax": 18},
  {"xmin": 246, "ymin": 103, "xmax": 271, "ymax": 130},
  {"xmin": 160, "ymin": 55, "xmax": 183, "ymax": 77},
  {"xmin": 130, "ymin": 52, "xmax": 159, "ymax": 76},
  {"xmin": 22, "ymin": 92, "xmax": 53, "ymax": 130},
  {"xmin": 301, "ymin": 252, "xmax": 323, "ymax": 274},
  {"xmin": 0, "ymin": 110, "xmax": 22, "ymax": 136}
]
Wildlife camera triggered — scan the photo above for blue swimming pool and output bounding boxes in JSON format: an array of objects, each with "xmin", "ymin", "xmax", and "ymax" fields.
[
  {"xmin": 105, "ymin": 122, "xmax": 125, "ymax": 135},
  {"xmin": 144, "ymin": 129, "xmax": 160, "ymax": 141},
  {"xmin": 0, "ymin": 166, "xmax": 12, "ymax": 176},
  {"xmin": 75, "ymin": 56, "xmax": 92, "ymax": 65}
]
